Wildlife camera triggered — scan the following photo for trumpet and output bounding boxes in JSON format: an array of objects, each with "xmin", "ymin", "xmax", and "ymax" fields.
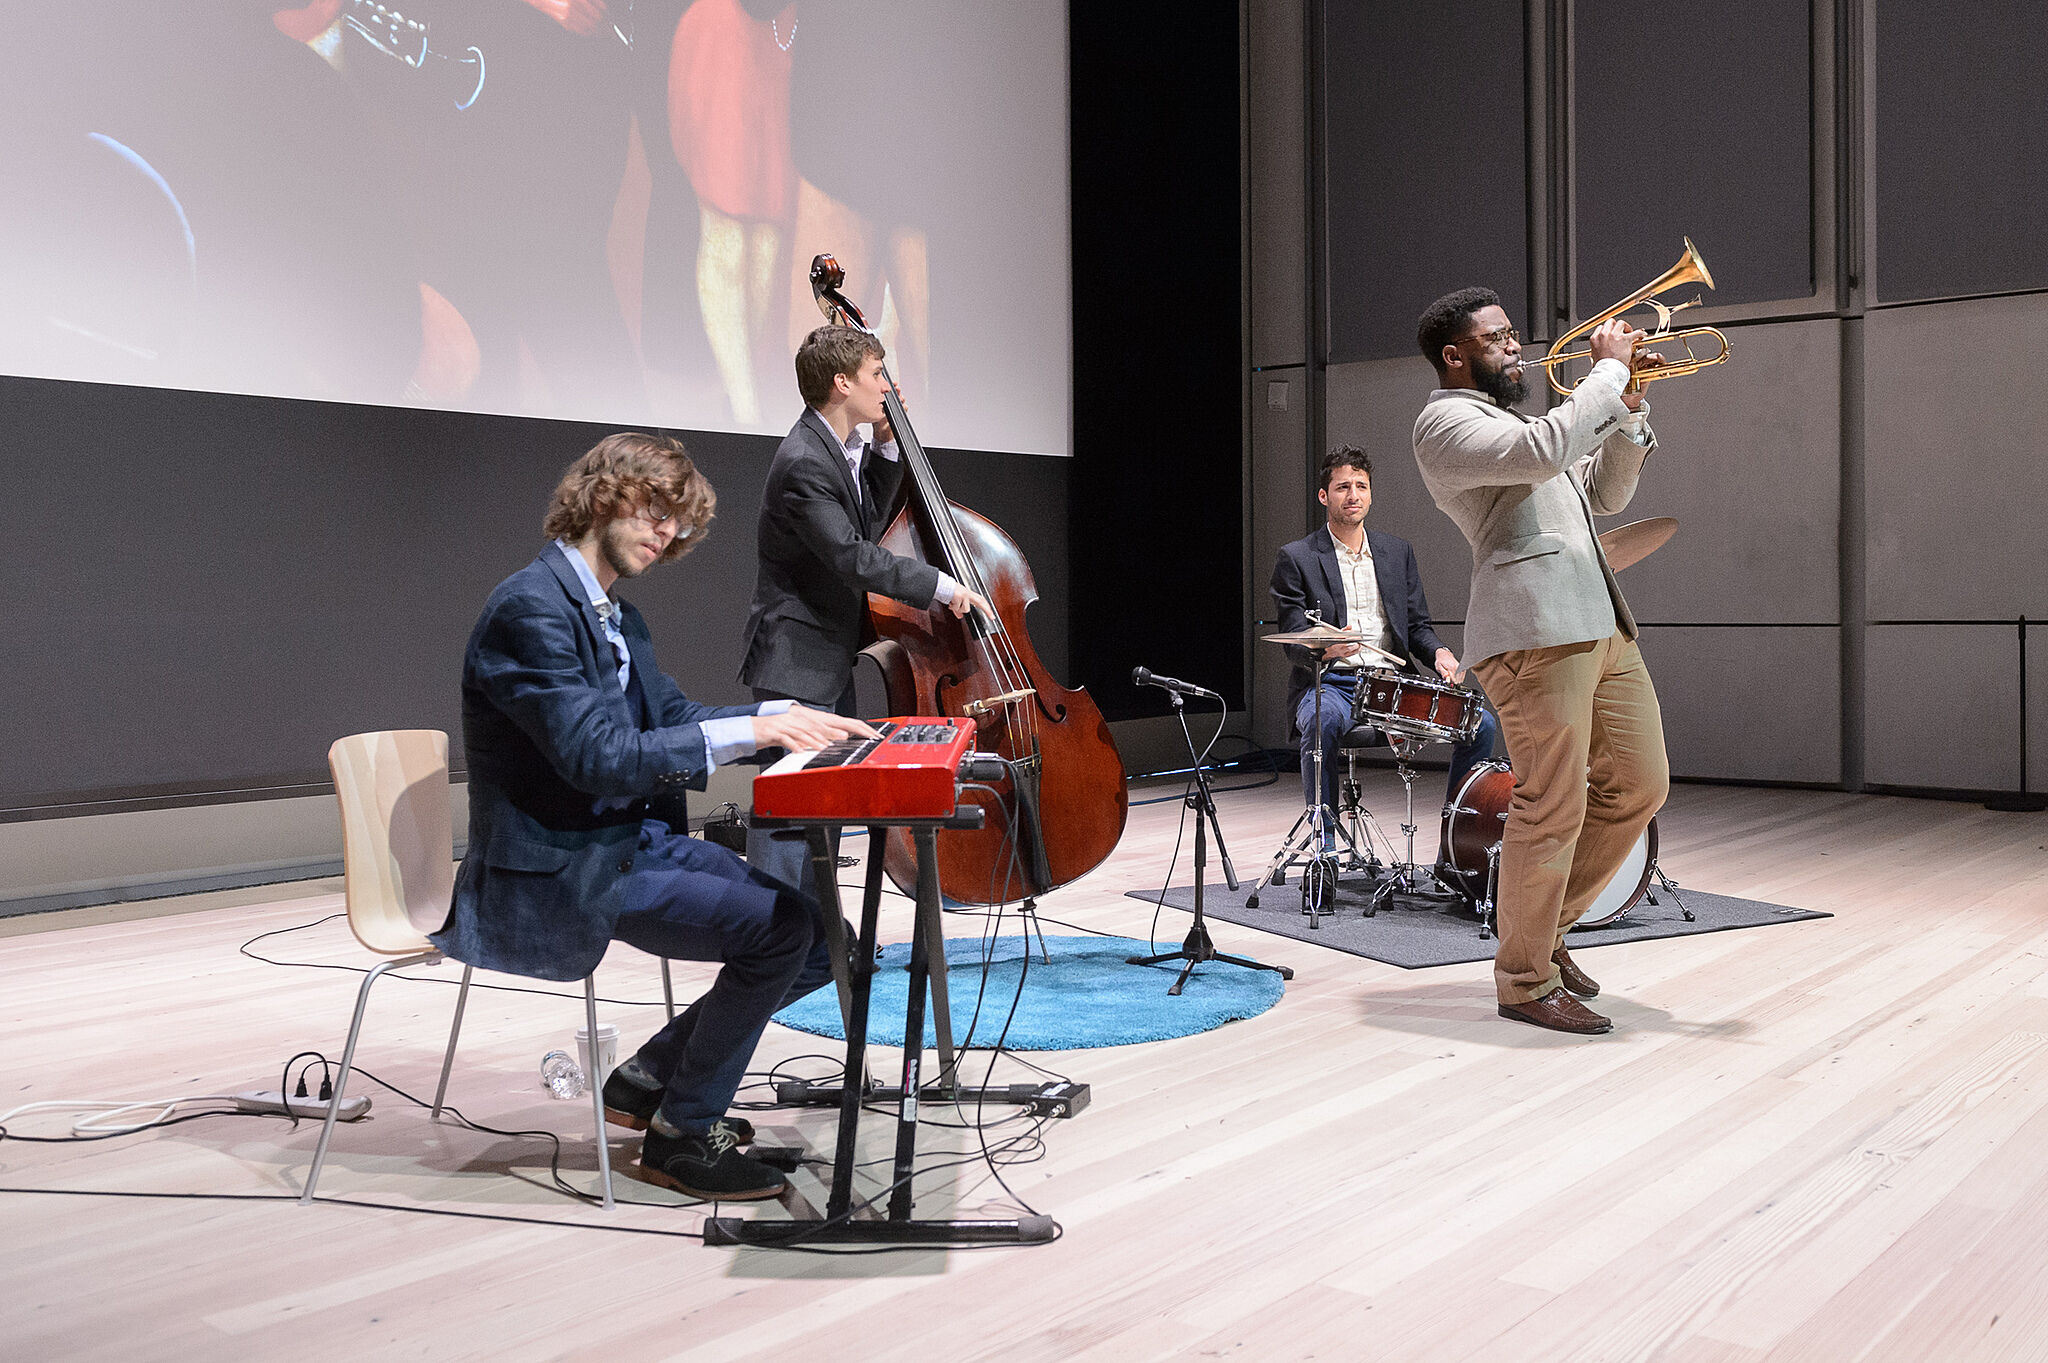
[{"xmin": 1538, "ymin": 238, "xmax": 1732, "ymax": 395}]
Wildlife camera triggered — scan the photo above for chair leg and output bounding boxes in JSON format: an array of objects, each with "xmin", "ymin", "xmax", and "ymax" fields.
[
  {"xmin": 584, "ymin": 977, "xmax": 616, "ymax": 1209},
  {"xmin": 300, "ymin": 951, "xmax": 437, "ymax": 1205},
  {"xmin": 431, "ymin": 964, "xmax": 475, "ymax": 1121},
  {"xmin": 660, "ymin": 959, "xmax": 676, "ymax": 1021}
]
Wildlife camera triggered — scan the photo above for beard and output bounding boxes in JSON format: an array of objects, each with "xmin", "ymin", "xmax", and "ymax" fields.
[
  {"xmin": 1475, "ymin": 354, "xmax": 1527, "ymax": 408},
  {"xmin": 600, "ymin": 521, "xmax": 652, "ymax": 580}
]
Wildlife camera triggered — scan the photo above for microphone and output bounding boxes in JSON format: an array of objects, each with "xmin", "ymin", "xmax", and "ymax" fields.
[{"xmin": 1131, "ymin": 666, "xmax": 1219, "ymax": 699}]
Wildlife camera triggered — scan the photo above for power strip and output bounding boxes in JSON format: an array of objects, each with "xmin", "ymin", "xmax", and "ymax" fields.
[{"xmin": 233, "ymin": 1089, "xmax": 373, "ymax": 1122}]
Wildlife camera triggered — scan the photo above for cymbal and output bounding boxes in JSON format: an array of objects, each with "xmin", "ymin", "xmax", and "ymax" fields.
[
  {"xmin": 1262, "ymin": 625, "xmax": 1404, "ymax": 667},
  {"xmin": 1262, "ymin": 624, "xmax": 1362, "ymax": 646},
  {"xmin": 1598, "ymin": 516, "xmax": 1678, "ymax": 573}
]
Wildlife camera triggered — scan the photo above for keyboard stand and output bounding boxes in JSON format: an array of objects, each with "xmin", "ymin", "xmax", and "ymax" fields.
[{"xmin": 705, "ymin": 807, "xmax": 1057, "ymax": 1247}]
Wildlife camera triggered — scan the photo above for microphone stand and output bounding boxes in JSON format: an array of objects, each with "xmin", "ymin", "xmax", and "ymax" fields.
[{"xmin": 1127, "ymin": 688, "xmax": 1293, "ymax": 995}]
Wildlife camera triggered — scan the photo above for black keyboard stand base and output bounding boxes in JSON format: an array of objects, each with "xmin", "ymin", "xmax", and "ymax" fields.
[
  {"xmin": 704, "ymin": 1212, "xmax": 1058, "ymax": 1247},
  {"xmin": 710, "ymin": 808, "xmax": 1066, "ymax": 1248}
]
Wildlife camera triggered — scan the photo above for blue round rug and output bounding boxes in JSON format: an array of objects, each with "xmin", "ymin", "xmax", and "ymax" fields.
[{"xmin": 772, "ymin": 934, "xmax": 1287, "ymax": 1050}]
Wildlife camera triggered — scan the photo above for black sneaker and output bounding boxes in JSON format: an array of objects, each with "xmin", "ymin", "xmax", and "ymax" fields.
[
  {"xmin": 632, "ymin": 1120, "xmax": 787, "ymax": 1201},
  {"xmin": 601, "ymin": 1068, "xmax": 754, "ymax": 1143}
]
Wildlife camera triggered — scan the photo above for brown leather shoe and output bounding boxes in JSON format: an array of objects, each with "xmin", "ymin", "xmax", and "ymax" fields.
[
  {"xmin": 1552, "ymin": 945, "xmax": 1600, "ymax": 999},
  {"xmin": 1498, "ymin": 987, "xmax": 1612, "ymax": 1034}
]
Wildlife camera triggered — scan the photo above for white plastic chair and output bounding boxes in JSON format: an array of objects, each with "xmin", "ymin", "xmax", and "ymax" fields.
[{"xmin": 301, "ymin": 730, "xmax": 674, "ymax": 1210}]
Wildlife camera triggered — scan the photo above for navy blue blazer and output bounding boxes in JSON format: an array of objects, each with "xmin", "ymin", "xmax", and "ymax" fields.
[
  {"xmin": 1270, "ymin": 526, "xmax": 1448, "ymax": 717},
  {"xmin": 433, "ymin": 551, "xmax": 759, "ymax": 981}
]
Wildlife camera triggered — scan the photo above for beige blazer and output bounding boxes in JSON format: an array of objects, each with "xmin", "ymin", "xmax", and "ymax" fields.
[{"xmin": 1411, "ymin": 382, "xmax": 1655, "ymax": 666}]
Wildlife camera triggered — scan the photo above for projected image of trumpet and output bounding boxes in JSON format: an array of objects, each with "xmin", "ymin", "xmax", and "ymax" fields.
[{"xmin": 1541, "ymin": 238, "xmax": 1732, "ymax": 395}]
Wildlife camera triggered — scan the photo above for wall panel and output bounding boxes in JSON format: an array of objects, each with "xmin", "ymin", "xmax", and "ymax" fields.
[
  {"xmin": 1865, "ymin": 624, "xmax": 2019, "ymax": 791},
  {"xmin": 2031, "ymin": 627, "xmax": 2048, "ymax": 797},
  {"xmin": 1865, "ymin": 293, "xmax": 2048, "ymax": 621},
  {"xmin": 1874, "ymin": 0, "xmax": 2048, "ymax": 303},
  {"xmin": 1576, "ymin": 0, "xmax": 1813, "ymax": 312},
  {"xmin": 1250, "ymin": 379, "xmax": 1311, "ymax": 748},
  {"xmin": 1637, "ymin": 626, "xmax": 1839, "ymax": 785},
  {"xmin": 1323, "ymin": 0, "xmax": 1528, "ymax": 363},
  {"xmin": 1249, "ymin": 0, "xmax": 1307, "ymax": 370},
  {"xmin": 1610, "ymin": 318, "xmax": 1841, "ymax": 625}
]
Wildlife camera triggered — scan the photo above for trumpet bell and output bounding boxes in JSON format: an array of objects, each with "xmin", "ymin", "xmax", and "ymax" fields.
[{"xmin": 1540, "ymin": 238, "xmax": 1728, "ymax": 395}]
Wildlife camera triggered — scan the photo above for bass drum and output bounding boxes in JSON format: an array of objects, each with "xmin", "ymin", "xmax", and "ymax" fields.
[{"xmin": 1439, "ymin": 760, "xmax": 1657, "ymax": 930}]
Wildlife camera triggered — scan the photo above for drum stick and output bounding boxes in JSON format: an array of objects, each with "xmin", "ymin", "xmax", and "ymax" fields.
[{"xmin": 1355, "ymin": 641, "xmax": 1404, "ymax": 667}]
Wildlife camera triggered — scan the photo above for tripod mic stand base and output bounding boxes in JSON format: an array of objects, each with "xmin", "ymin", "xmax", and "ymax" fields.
[{"xmin": 1128, "ymin": 923, "xmax": 1294, "ymax": 996}]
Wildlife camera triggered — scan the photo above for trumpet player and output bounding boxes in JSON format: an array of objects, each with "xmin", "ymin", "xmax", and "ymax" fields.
[{"xmin": 1410, "ymin": 288, "xmax": 1671, "ymax": 1037}]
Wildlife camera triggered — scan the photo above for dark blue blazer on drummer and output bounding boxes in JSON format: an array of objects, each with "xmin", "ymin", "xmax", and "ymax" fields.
[
  {"xmin": 433, "ymin": 551, "xmax": 760, "ymax": 982},
  {"xmin": 1269, "ymin": 525, "xmax": 1448, "ymax": 717}
]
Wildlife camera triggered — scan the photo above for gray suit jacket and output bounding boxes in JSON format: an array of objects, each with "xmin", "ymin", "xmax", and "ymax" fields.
[
  {"xmin": 1411, "ymin": 381, "xmax": 1655, "ymax": 666},
  {"xmin": 739, "ymin": 408, "xmax": 942, "ymax": 704}
]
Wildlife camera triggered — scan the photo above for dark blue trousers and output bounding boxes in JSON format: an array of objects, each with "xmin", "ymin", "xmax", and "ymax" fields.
[{"xmin": 608, "ymin": 822, "xmax": 843, "ymax": 1132}]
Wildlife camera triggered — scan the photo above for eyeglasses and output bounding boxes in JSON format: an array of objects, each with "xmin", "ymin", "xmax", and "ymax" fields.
[
  {"xmin": 1456, "ymin": 326, "xmax": 1520, "ymax": 348},
  {"xmin": 630, "ymin": 502, "xmax": 677, "ymax": 527}
]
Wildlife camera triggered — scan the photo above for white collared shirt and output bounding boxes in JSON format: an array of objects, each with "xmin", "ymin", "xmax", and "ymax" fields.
[
  {"xmin": 1327, "ymin": 531, "xmax": 1395, "ymax": 671},
  {"xmin": 817, "ymin": 413, "xmax": 959, "ymax": 606},
  {"xmin": 840, "ymin": 425, "xmax": 898, "ymax": 505}
]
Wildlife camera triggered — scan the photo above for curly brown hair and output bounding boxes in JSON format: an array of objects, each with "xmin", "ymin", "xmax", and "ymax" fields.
[{"xmin": 541, "ymin": 432, "xmax": 714, "ymax": 562}]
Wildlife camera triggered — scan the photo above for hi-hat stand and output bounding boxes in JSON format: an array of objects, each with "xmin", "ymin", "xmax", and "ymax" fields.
[{"xmin": 1243, "ymin": 649, "xmax": 1361, "ymax": 925}]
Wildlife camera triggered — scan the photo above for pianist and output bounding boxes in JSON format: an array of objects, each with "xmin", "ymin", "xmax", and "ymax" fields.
[{"xmin": 435, "ymin": 432, "xmax": 874, "ymax": 1201}]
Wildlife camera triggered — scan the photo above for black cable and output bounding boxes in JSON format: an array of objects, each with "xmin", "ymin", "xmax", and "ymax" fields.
[
  {"xmin": 239, "ymin": 918, "xmax": 684, "ymax": 1008},
  {"xmin": 67, "ymin": 777, "xmax": 1070, "ymax": 1253}
]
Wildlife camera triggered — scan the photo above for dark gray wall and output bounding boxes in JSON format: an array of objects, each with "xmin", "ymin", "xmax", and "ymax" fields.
[
  {"xmin": 0, "ymin": 374, "xmax": 1069, "ymax": 818},
  {"xmin": 1250, "ymin": 0, "xmax": 2046, "ymax": 797}
]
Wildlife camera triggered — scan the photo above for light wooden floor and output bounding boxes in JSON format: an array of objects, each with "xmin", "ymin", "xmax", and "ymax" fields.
[{"xmin": 4, "ymin": 773, "xmax": 2046, "ymax": 1362}]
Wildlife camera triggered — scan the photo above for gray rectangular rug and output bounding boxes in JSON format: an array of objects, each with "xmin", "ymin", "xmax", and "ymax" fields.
[{"xmin": 1125, "ymin": 873, "xmax": 1830, "ymax": 969}]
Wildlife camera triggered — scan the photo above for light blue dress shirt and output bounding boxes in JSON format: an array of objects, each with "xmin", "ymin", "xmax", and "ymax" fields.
[{"xmin": 553, "ymin": 541, "xmax": 786, "ymax": 771}]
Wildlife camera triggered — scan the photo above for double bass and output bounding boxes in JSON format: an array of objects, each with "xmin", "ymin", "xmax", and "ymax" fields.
[{"xmin": 810, "ymin": 254, "xmax": 1127, "ymax": 906}]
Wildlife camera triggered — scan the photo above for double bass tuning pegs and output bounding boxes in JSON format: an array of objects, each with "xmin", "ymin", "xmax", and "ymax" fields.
[{"xmin": 810, "ymin": 253, "xmax": 869, "ymax": 330}]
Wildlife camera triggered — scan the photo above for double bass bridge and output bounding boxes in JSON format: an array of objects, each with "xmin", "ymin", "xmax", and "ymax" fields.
[{"xmin": 961, "ymin": 688, "xmax": 1036, "ymax": 719}]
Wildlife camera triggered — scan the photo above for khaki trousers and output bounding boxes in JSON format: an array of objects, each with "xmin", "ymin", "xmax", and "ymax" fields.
[{"xmin": 1470, "ymin": 634, "xmax": 1669, "ymax": 1005}]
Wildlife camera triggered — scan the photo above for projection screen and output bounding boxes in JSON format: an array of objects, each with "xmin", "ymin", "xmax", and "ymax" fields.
[{"xmin": 0, "ymin": 0, "xmax": 1071, "ymax": 456}]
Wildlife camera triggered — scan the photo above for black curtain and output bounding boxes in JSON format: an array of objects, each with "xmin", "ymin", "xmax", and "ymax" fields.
[{"xmin": 1069, "ymin": 2, "xmax": 1245, "ymax": 720}]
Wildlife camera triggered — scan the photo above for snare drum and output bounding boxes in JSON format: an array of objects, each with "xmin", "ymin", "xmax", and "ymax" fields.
[
  {"xmin": 1438, "ymin": 760, "xmax": 1657, "ymax": 930},
  {"xmin": 1355, "ymin": 667, "xmax": 1485, "ymax": 744}
]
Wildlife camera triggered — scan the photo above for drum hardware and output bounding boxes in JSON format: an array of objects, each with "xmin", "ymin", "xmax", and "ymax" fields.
[
  {"xmin": 1439, "ymin": 761, "xmax": 1680, "ymax": 935},
  {"xmin": 1347, "ymin": 667, "xmax": 1486, "ymax": 914},
  {"xmin": 1363, "ymin": 733, "xmax": 1469, "ymax": 917},
  {"xmin": 1640, "ymin": 863, "xmax": 1695, "ymax": 923},
  {"xmin": 1246, "ymin": 625, "xmax": 1386, "ymax": 926}
]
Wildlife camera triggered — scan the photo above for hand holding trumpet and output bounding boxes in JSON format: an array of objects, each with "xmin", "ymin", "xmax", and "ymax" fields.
[{"xmin": 1588, "ymin": 319, "xmax": 1664, "ymax": 412}]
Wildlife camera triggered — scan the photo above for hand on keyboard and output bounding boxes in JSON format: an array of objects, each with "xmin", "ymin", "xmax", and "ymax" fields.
[{"xmin": 752, "ymin": 706, "xmax": 878, "ymax": 755}]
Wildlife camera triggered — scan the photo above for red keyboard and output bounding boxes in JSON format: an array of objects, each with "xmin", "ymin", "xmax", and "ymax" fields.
[{"xmin": 751, "ymin": 717, "xmax": 975, "ymax": 821}]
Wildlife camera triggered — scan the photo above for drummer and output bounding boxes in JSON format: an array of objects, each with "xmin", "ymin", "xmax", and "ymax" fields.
[{"xmin": 1271, "ymin": 446, "xmax": 1500, "ymax": 831}]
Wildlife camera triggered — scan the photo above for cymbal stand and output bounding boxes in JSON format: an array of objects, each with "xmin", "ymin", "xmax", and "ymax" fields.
[{"xmin": 1243, "ymin": 652, "xmax": 1363, "ymax": 926}]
